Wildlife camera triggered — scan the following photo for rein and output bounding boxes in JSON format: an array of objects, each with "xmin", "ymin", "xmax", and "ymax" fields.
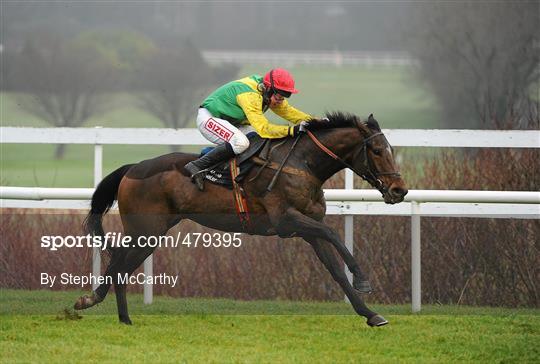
[
  {"xmin": 306, "ymin": 128, "xmax": 401, "ymax": 193},
  {"xmin": 266, "ymin": 133, "xmax": 303, "ymax": 192}
]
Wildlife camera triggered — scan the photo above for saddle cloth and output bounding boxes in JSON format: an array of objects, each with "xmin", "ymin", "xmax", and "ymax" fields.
[{"xmin": 202, "ymin": 133, "xmax": 268, "ymax": 189}]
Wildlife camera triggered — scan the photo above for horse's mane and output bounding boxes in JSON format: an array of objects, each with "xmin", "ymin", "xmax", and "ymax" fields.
[{"xmin": 308, "ymin": 111, "xmax": 381, "ymax": 132}]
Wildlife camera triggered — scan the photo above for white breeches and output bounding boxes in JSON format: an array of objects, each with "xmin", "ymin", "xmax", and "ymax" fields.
[{"xmin": 196, "ymin": 108, "xmax": 253, "ymax": 154}]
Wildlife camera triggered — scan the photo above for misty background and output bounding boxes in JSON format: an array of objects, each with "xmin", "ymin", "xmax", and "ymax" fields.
[
  {"xmin": 1, "ymin": 1, "xmax": 539, "ymax": 141},
  {"xmin": 2, "ymin": 2, "xmax": 409, "ymax": 51}
]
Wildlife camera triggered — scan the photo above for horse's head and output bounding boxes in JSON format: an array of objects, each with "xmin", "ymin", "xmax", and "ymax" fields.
[
  {"xmin": 351, "ymin": 114, "xmax": 408, "ymax": 204},
  {"xmin": 305, "ymin": 112, "xmax": 407, "ymax": 203}
]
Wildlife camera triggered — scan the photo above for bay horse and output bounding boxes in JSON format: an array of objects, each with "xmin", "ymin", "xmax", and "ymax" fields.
[{"xmin": 75, "ymin": 112, "xmax": 407, "ymax": 327}]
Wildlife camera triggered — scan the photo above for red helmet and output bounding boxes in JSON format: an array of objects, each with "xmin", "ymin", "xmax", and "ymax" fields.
[{"xmin": 263, "ymin": 68, "xmax": 298, "ymax": 94}]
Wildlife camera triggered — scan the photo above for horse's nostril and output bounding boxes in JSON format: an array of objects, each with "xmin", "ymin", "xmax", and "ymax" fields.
[{"xmin": 391, "ymin": 187, "xmax": 408, "ymax": 197}]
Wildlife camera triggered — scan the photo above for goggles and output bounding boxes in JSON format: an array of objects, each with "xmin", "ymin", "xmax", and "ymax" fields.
[{"xmin": 274, "ymin": 88, "xmax": 292, "ymax": 98}]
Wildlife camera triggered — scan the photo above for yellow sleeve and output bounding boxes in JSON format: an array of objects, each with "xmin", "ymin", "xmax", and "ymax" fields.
[
  {"xmin": 236, "ymin": 92, "xmax": 294, "ymax": 138},
  {"xmin": 270, "ymin": 100, "xmax": 312, "ymax": 124}
]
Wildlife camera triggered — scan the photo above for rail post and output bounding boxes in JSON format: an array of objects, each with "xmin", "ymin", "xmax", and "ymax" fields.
[
  {"xmin": 144, "ymin": 254, "xmax": 153, "ymax": 304},
  {"xmin": 411, "ymin": 201, "xmax": 421, "ymax": 312},
  {"xmin": 92, "ymin": 127, "xmax": 103, "ymax": 290},
  {"xmin": 344, "ymin": 169, "xmax": 354, "ymax": 301}
]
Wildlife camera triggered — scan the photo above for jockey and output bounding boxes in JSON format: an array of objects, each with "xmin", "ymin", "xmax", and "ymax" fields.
[{"xmin": 185, "ymin": 68, "xmax": 313, "ymax": 191}]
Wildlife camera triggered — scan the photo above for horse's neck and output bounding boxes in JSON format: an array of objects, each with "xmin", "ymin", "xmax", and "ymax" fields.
[{"xmin": 304, "ymin": 128, "xmax": 359, "ymax": 183}]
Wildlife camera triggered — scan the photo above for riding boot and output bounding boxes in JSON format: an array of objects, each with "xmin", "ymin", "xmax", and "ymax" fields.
[{"xmin": 185, "ymin": 142, "xmax": 236, "ymax": 191}]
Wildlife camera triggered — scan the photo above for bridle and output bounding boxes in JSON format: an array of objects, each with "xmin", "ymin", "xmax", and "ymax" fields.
[
  {"xmin": 306, "ymin": 124, "xmax": 401, "ymax": 194},
  {"xmin": 261, "ymin": 70, "xmax": 278, "ymax": 113}
]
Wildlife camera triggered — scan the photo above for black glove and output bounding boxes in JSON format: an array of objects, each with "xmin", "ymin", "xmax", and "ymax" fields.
[{"xmin": 292, "ymin": 121, "xmax": 310, "ymax": 137}]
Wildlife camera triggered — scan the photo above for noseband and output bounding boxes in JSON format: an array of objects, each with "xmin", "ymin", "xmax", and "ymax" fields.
[
  {"xmin": 357, "ymin": 132, "xmax": 401, "ymax": 193},
  {"xmin": 306, "ymin": 126, "xmax": 401, "ymax": 194}
]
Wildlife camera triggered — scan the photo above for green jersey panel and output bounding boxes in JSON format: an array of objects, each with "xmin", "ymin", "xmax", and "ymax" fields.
[{"xmin": 201, "ymin": 75, "xmax": 263, "ymax": 124}]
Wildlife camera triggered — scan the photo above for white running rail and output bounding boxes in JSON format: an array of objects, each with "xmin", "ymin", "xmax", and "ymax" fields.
[{"xmin": 2, "ymin": 126, "xmax": 539, "ymax": 309}]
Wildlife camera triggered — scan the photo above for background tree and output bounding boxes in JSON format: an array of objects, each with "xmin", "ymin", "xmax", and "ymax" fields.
[
  {"xmin": 75, "ymin": 29, "xmax": 156, "ymax": 87},
  {"xmin": 404, "ymin": 1, "xmax": 539, "ymax": 129},
  {"xmin": 136, "ymin": 41, "xmax": 239, "ymax": 150},
  {"xmin": 12, "ymin": 33, "xmax": 117, "ymax": 158},
  {"xmin": 10, "ymin": 30, "xmax": 155, "ymax": 158}
]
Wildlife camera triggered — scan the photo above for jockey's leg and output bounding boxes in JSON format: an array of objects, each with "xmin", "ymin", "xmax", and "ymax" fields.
[
  {"xmin": 185, "ymin": 108, "xmax": 249, "ymax": 191},
  {"xmin": 185, "ymin": 142, "xmax": 236, "ymax": 190}
]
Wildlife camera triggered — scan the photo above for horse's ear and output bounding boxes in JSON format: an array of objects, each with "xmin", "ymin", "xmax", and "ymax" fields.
[
  {"xmin": 355, "ymin": 118, "xmax": 371, "ymax": 136},
  {"xmin": 368, "ymin": 113, "xmax": 374, "ymax": 121}
]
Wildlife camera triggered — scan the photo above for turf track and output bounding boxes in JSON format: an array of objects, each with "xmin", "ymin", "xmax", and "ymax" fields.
[{"xmin": 1, "ymin": 289, "xmax": 538, "ymax": 363}]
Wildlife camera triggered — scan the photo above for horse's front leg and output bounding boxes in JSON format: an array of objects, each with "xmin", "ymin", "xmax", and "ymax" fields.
[
  {"xmin": 274, "ymin": 207, "xmax": 372, "ymax": 293},
  {"xmin": 306, "ymin": 237, "xmax": 388, "ymax": 326}
]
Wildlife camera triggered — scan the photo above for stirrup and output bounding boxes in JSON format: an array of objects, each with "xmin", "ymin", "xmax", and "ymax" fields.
[{"xmin": 191, "ymin": 169, "xmax": 207, "ymax": 191}]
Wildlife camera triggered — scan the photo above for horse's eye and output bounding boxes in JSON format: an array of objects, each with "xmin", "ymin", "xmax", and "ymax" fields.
[{"xmin": 373, "ymin": 149, "xmax": 382, "ymax": 156}]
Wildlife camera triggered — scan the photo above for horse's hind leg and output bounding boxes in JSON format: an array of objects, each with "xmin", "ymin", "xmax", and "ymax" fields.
[
  {"xmin": 113, "ymin": 245, "xmax": 155, "ymax": 325},
  {"xmin": 111, "ymin": 204, "xmax": 180, "ymax": 324},
  {"xmin": 306, "ymin": 237, "xmax": 388, "ymax": 327},
  {"xmin": 114, "ymin": 282, "xmax": 129, "ymax": 325},
  {"xmin": 74, "ymin": 248, "xmax": 126, "ymax": 310}
]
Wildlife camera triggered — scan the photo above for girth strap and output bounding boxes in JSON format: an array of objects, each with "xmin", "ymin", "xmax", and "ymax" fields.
[{"xmin": 229, "ymin": 158, "xmax": 251, "ymax": 232}]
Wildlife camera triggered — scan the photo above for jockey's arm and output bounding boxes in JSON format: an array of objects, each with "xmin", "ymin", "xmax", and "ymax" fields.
[
  {"xmin": 236, "ymin": 93, "xmax": 296, "ymax": 138},
  {"xmin": 270, "ymin": 99, "xmax": 313, "ymax": 124}
]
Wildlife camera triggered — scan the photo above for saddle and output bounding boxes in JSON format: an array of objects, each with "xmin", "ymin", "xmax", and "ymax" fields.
[{"xmin": 202, "ymin": 133, "xmax": 269, "ymax": 189}]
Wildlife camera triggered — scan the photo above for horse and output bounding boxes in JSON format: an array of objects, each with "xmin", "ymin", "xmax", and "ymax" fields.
[{"xmin": 74, "ymin": 112, "xmax": 408, "ymax": 327}]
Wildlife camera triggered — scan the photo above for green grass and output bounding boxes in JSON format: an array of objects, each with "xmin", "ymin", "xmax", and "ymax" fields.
[
  {"xmin": 1, "ymin": 290, "xmax": 538, "ymax": 363},
  {"xmin": 1, "ymin": 93, "xmax": 162, "ymax": 128},
  {"xmin": 0, "ymin": 144, "xmax": 172, "ymax": 187},
  {"xmin": 1, "ymin": 65, "xmax": 440, "ymax": 187}
]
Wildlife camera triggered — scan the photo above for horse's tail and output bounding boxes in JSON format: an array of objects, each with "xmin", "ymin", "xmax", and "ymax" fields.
[{"xmin": 83, "ymin": 164, "xmax": 135, "ymax": 238}]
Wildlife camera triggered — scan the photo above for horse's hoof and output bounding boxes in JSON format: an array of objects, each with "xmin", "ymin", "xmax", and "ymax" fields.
[
  {"xmin": 73, "ymin": 292, "xmax": 101, "ymax": 310},
  {"xmin": 74, "ymin": 295, "xmax": 93, "ymax": 310},
  {"xmin": 354, "ymin": 280, "xmax": 373, "ymax": 294},
  {"xmin": 119, "ymin": 317, "xmax": 132, "ymax": 325},
  {"xmin": 367, "ymin": 314, "xmax": 388, "ymax": 327}
]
